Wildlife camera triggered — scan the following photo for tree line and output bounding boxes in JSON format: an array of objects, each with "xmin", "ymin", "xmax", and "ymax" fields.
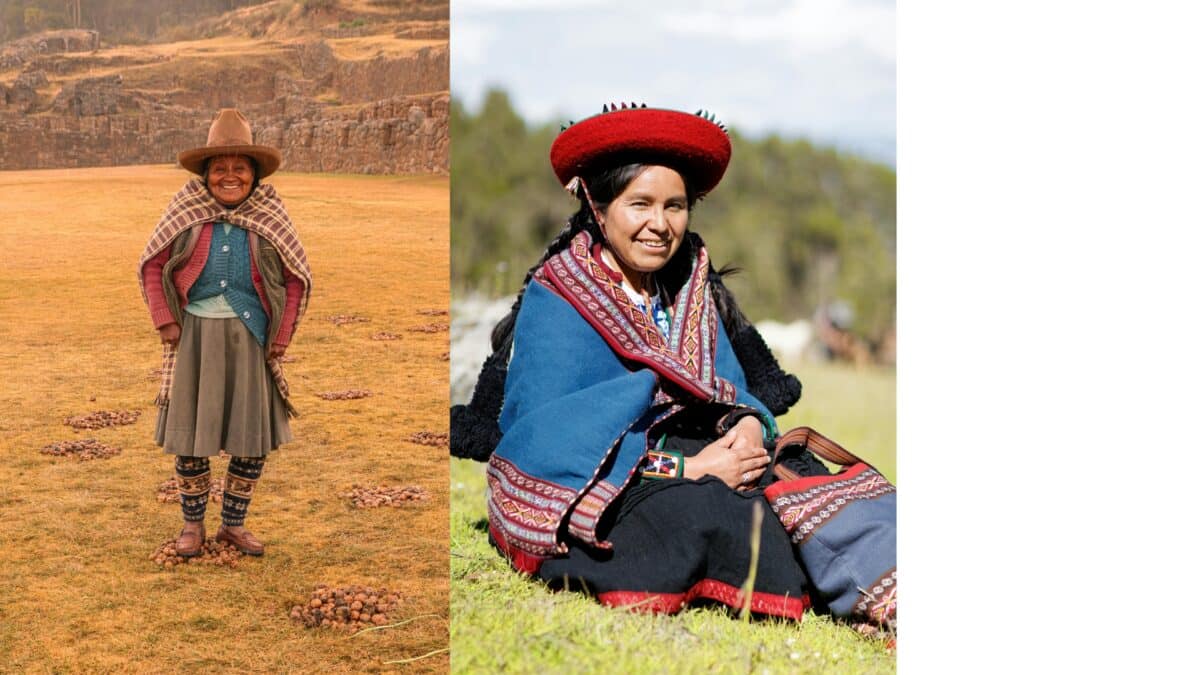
[{"xmin": 451, "ymin": 89, "xmax": 896, "ymax": 347}]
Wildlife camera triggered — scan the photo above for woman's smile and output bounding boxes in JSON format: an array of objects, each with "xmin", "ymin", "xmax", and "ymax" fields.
[
  {"xmin": 206, "ymin": 154, "xmax": 255, "ymax": 206},
  {"xmin": 600, "ymin": 165, "xmax": 689, "ymax": 293},
  {"xmin": 635, "ymin": 238, "xmax": 669, "ymax": 249}
]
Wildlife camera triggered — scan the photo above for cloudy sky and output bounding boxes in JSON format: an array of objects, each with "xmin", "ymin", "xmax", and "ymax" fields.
[{"xmin": 452, "ymin": 0, "xmax": 896, "ymax": 164}]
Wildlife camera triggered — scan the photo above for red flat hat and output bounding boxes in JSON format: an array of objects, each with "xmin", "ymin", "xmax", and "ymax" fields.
[{"xmin": 550, "ymin": 106, "xmax": 732, "ymax": 196}]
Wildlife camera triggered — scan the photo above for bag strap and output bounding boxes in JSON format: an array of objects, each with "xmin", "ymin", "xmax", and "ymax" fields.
[
  {"xmin": 771, "ymin": 426, "xmax": 870, "ymax": 482},
  {"xmin": 776, "ymin": 426, "xmax": 864, "ymax": 466}
]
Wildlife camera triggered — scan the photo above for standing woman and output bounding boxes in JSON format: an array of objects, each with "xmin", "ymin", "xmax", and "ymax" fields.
[
  {"xmin": 452, "ymin": 105, "xmax": 895, "ymax": 630},
  {"xmin": 138, "ymin": 109, "xmax": 313, "ymax": 558}
]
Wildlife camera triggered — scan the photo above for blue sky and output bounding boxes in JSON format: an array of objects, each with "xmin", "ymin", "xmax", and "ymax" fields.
[{"xmin": 451, "ymin": 0, "xmax": 896, "ymax": 165}]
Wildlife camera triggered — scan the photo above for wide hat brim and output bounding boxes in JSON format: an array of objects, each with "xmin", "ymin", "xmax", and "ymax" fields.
[
  {"xmin": 177, "ymin": 144, "xmax": 282, "ymax": 179},
  {"xmin": 550, "ymin": 108, "xmax": 732, "ymax": 196}
]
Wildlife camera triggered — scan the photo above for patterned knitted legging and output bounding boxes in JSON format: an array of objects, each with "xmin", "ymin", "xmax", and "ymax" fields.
[{"xmin": 175, "ymin": 456, "xmax": 266, "ymax": 527}]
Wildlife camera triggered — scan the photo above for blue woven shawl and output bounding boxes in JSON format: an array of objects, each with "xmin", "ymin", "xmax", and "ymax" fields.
[{"xmin": 486, "ymin": 231, "xmax": 772, "ymax": 564}]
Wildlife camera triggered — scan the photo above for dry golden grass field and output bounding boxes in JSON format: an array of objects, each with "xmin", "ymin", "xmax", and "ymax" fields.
[{"xmin": 0, "ymin": 166, "xmax": 448, "ymax": 673}]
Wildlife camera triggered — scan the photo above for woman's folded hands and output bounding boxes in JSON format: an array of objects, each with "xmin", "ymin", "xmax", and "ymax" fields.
[{"xmin": 684, "ymin": 424, "xmax": 771, "ymax": 489}]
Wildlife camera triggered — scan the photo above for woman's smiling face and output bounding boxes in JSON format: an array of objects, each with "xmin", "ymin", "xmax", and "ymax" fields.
[
  {"xmin": 601, "ymin": 165, "xmax": 689, "ymax": 281},
  {"xmin": 206, "ymin": 154, "xmax": 255, "ymax": 206}
]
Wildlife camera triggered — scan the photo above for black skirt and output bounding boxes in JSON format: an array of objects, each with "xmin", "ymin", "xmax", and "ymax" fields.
[{"xmin": 518, "ymin": 405, "xmax": 832, "ymax": 619}]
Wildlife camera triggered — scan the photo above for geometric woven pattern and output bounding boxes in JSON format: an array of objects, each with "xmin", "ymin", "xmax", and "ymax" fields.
[
  {"xmin": 175, "ymin": 456, "xmax": 211, "ymax": 522},
  {"xmin": 566, "ymin": 479, "xmax": 620, "ymax": 547},
  {"xmin": 220, "ymin": 456, "xmax": 265, "ymax": 527},
  {"xmin": 766, "ymin": 463, "xmax": 895, "ymax": 545},
  {"xmin": 486, "ymin": 455, "xmax": 576, "ymax": 557},
  {"xmin": 852, "ymin": 567, "xmax": 897, "ymax": 628},
  {"xmin": 764, "ymin": 453, "xmax": 896, "ymax": 626},
  {"xmin": 537, "ymin": 231, "xmax": 736, "ymax": 406},
  {"xmin": 641, "ymin": 451, "xmax": 682, "ymax": 479}
]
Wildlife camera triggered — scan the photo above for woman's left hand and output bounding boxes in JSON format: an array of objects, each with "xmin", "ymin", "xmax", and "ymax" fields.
[
  {"xmin": 730, "ymin": 415, "xmax": 763, "ymax": 450},
  {"xmin": 268, "ymin": 344, "xmax": 287, "ymax": 360},
  {"xmin": 730, "ymin": 415, "xmax": 767, "ymax": 490}
]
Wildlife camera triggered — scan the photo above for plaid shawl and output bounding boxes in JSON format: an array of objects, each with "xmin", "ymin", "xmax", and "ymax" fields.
[{"xmin": 137, "ymin": 178, "xmax": 313, "ymax": 415}]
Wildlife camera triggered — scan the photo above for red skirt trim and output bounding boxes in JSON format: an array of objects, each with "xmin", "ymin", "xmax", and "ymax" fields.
[
  {"xmin": 490, "ymin": 522, "xmax": 550, "ymax": 574},
  {"xmin": 597, "ymin": 579, "xmax": 810, "ymax": 620}
]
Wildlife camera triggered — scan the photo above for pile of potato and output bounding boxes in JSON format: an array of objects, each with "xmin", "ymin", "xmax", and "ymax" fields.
[
  {"xmin": 317, "ymin": 389, "xmax": 373, "ymax": 400},
  {"xmin": 342, "ymin": 484, "xmax": 429, "ymax": 508},
  {"xmin": 40, "ymin": 439, "xmax": 120, "ymax": 460},
  {"xmin": 407, "ymin": 431, "xmax": 448, "ymax": 448},
  {"xmin": 407, "ymin": 323, "xmax": 449, "ymax": 333},
  {"xmin": 289, "ymin": 584, "xmax": 401, "ymax": 631},
  {"xmin": 64, "ymin": 409, "xmax": 141, "ymax": 430},
  {"xmin": 155, "ymin": 477, "xmax": 225, "ymax": 505},
  {"xmin": 149, "ymin": 537, "xmax": 243, "ymax": 569}
]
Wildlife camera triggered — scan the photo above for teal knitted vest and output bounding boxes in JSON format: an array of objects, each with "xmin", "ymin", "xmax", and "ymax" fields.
[{"xmin": 189, "ymin": 224, "xmax": 268, "ymax": 345}]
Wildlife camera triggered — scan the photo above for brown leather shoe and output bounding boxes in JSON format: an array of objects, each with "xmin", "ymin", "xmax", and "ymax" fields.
[
  {"xmin": 216, "ymin": 525, "xmax": 264, "ymax": 556},
  {"xmin": 176, "ymin": 522, "xmax": 205, "ymax": 558}
]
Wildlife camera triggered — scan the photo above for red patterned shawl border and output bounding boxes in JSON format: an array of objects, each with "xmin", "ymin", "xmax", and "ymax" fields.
[
  {"xmin": 489, "ymin": 412, "xmax": 641, "ymax": 556},
  {"xmin": 488, "ymin": 521, "xmax": 551, "ymax": 575},
  {"xmin": 852, "ymin": 567, "xmax": 897, "ymax": 627},
  {"xmin": 486, "ymin": 455, "xmax": 576, "ymax": 554},
  {"xmin": 764, "ymin": 463, "xmax": 896, "ymax": 545},
  {"xmin": 538, "ymin": 231, "xmax": 734, "ymax": 405},
  {"xmin": 566, "ymin": 479, "xmax": 620, "ymax": 547}
]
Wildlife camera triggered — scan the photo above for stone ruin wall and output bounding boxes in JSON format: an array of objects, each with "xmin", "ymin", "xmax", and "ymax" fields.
[
  {"xmin": 0, "ymin": 37, "xmax": 448, "ymax": 175},
  {"xmin": 0, "ymin": 92, "xmax": 447, "ymax": 174}
]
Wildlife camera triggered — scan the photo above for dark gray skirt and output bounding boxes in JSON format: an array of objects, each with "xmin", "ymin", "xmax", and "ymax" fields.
[{"xmin": 155, "ymin": 314, "xmax": 292, "ymax": 458}]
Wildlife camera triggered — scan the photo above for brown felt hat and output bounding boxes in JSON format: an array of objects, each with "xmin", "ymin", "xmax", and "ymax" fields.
[{"xmin": 177, "ymin": 108, "xmax": 282, "ymax": 178}]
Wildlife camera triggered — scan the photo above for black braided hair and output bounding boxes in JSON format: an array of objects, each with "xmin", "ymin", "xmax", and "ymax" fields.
[
  {"xmin": 451, "ymin": 167, "xmax": 631, "ymax": 462},
  {"xmin": 449, "ymin": 163, "xmax": 801, "ymax": 461}
]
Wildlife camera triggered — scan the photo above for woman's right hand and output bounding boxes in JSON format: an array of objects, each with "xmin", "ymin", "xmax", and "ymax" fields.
[
  {"xmin": 158, "ymin": 322, "xmax": 181, "ymax": 346},
  {"xmin": 684, "ymin": 430, "xmax": 770, "ymax": 489}
]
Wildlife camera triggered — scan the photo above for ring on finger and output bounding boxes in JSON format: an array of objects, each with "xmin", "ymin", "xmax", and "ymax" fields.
[{"xmin": 741, "ymin": 471, "xmax": 751, "ymax": 484}]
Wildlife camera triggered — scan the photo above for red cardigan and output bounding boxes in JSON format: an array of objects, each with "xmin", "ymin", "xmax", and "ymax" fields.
[{"xmin": 142, "ymin": 224, "xmax": 303, "ymax": 347}]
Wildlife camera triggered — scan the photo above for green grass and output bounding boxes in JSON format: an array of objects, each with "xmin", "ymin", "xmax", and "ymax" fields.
[
  {"xmin": 450, "ymin": 361, "xmax": 896, "ymax": 674},
  {"xmin": 775, "ymin": 361, "xmax": 896, "ymax": 483}
]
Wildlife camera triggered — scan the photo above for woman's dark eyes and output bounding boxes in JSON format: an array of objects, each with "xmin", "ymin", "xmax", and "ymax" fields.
[{"xmin": 626, "ymin": 199, "xmax": 685, "ymax": 210}]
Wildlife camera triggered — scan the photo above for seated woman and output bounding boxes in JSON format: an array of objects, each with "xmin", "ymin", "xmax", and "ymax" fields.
[{"xmin": 452, "ymin": 104, "xmax": 894, "ymax": 628}]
